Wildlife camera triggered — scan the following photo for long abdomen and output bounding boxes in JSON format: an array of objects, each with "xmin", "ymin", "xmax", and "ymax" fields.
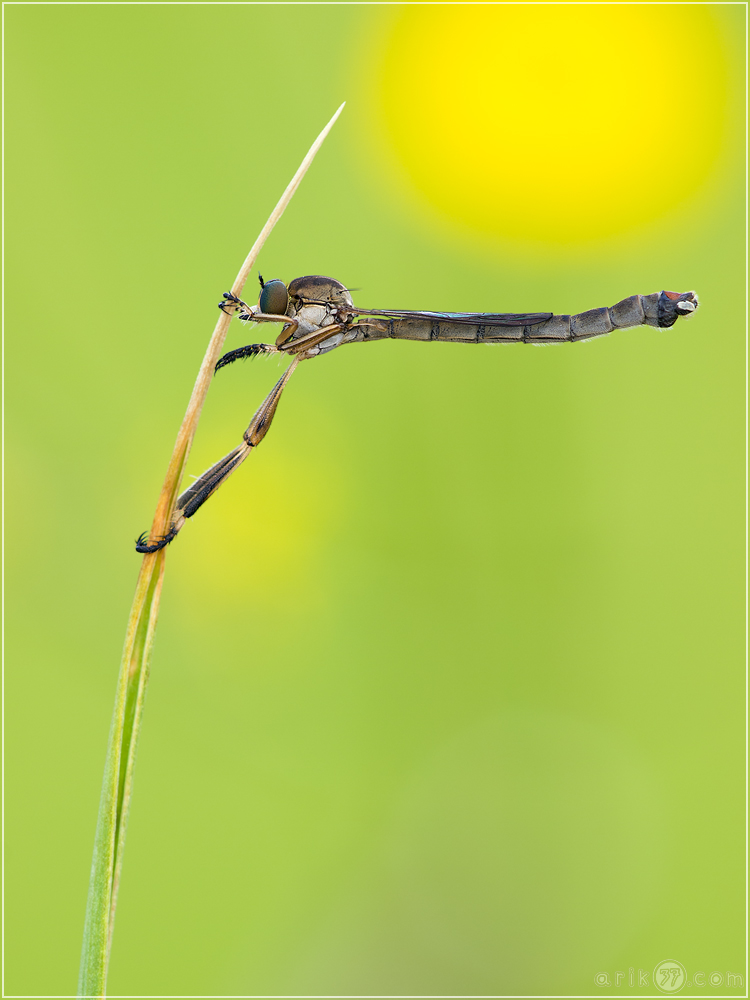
[
  {"xmin": 517, "ymin": 291, "xmax": 697, "ymax": 343},
  {"xmin": 356, "ymin": 291, "xmax": 697, "ymax": 345}
]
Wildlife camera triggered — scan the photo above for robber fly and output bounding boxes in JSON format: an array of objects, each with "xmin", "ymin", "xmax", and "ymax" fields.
[{"xmin": 135, "ymin": 275, "xmax": 698, "ymax": 552}]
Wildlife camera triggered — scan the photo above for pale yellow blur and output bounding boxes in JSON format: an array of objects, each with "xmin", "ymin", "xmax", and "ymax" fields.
[{"xmin": 372, "ymin": 6, "xmax": 727, "ymax": 244}]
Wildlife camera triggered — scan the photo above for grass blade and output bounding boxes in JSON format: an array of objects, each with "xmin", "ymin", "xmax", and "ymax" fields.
[
  {"xmin": 77, "ymin": 102, "xmax": 345, "ymax": 999},
  {"xmin": 77, "ymin": 553, "xmax": 165, "ymax": 997}
]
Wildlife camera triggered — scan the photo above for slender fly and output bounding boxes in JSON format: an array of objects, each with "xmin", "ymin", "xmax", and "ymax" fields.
[{"xmin": 135, "ymin": 275, "xmax": 698, "ymax": 552}]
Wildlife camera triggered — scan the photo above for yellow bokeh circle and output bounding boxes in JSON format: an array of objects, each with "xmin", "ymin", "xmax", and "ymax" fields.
[{"xmin": 373, "ymin": 6, "xmax": 727, "ymax": 245}]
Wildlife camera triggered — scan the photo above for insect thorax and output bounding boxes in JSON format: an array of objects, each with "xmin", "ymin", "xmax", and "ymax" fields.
[{"xmin": 287, "ymin": 275, "xmax": 354, "ymax": 329}]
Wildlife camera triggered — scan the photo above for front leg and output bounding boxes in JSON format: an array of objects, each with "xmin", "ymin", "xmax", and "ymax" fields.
[
  {"xmin": 218, "ymin": 291, "xmax": 252, "ymax": 316},
  {"xmin": 219, "ymin": 292, "xmax": 296, "ymax": 332}
]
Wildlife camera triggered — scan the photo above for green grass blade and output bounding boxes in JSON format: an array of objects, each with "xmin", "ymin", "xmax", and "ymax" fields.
[
  {"xmin": 76, "ymin": 104, "xmax": 345, "ymax": 999},
  {"xmin": 77, "ymin": 553, "xmax": 164, "ymax": 999}
]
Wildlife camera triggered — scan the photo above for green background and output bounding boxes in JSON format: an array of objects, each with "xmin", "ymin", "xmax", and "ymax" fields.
[{"xmin": 5, "ymin": 5, "xmax": 745, "ymax": 997}]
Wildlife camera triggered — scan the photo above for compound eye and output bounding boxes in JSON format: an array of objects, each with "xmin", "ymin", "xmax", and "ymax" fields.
[{"xmin": 259, "ymin": 279, "xmax": 289, "ymax": 316}]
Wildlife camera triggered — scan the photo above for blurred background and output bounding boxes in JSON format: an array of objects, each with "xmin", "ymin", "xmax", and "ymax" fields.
[{"xmin": 5, "ymin": 5, "xmax": 745, "ymax": 997}]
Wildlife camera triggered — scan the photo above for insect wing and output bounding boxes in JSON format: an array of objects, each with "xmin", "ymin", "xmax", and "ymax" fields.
[{"xmin": 353, "ymin": 308, "xmax": 553, "ymax": 327}]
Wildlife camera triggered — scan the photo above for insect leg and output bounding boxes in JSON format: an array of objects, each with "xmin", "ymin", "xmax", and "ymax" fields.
[
  {"xmin": 134, "ymin": 356, "xmax": 301, "ymax": 553},
  {"xmin": 283, "ymin": 324, "xmax": 346, "ymax": 355},
  {"xmin": 215, "ymin": 343, "xmax": 279, "ymax": 372},
  {"xmin": 218, "ymin": 291, "xmax": 252, "ymax": 315}
]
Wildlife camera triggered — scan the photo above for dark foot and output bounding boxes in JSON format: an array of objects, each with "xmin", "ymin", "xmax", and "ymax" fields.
[
  {"xmin": 218, "ymin": 291, "xmax": 251, "ymax": 316},
  {"xmin": 135, "ymin": 529, "xmax": 177, "ymax": 553},
  {"xmin": 215, "ymin": 344, "xmax": 273, "ymax": 372}
]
